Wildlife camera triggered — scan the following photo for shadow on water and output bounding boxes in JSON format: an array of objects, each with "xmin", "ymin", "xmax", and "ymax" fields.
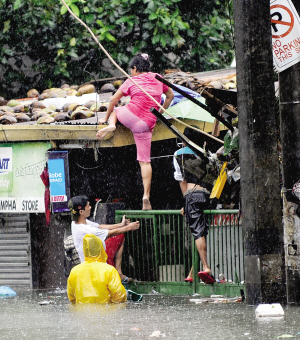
[{"xmin": 1, "ymin": 289, "xmax": 300, "ymax": 339}]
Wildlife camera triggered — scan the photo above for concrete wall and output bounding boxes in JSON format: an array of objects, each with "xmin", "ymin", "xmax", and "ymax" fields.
[{"xmin": 30, "ymin": 213, "xmax": 70, "ymax": 288}]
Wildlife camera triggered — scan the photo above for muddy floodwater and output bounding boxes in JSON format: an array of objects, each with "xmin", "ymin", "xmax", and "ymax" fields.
[{"xmin": 1, "ymin": 289, "xmax": 300, "ymax": 340}]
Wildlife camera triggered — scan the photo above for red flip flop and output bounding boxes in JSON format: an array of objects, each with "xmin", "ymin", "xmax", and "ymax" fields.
[
  {"xmin": 198, "ymin": 271, "xmax": 215, "ymax": 284},
  {"xmin": 184, "ymin": 277, "xmax": 193, "ymax": 282}
]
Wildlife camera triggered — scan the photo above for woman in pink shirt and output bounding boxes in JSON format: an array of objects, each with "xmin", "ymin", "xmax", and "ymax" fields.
[{"xmin": 97, "ymin": 53, "xmax": 174, "ymax": 211}]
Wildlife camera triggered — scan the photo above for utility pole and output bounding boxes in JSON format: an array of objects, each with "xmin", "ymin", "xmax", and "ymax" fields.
[
  {"xmin": 233, "ymin": 0, "xmax": 286, "ymax": 304},
  {"xmin": 278, "ymin": 1, "xmax": 300, "ymax": 304}
]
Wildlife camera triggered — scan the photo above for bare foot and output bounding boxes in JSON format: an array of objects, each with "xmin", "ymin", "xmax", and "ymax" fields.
[
  {"xmin": 96, "ymin": 125, "xmax": 116, "ymax": 140},
  {"xmin": 204, "ymin": 268, "xmax": 212, "ymax": 275},
  {"xmin": 142, "ymin": 197, "xmax": 152, "ymax": 210}
]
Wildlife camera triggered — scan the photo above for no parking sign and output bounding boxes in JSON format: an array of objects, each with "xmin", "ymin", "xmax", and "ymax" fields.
[{"xmin": 271, "ymin": 0, "xmax": 300, "ymax": 72}]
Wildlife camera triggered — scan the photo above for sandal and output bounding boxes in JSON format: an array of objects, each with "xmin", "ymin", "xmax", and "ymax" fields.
[{"xmin": 198, "ymin": 271, "xmax": 215, "ymax": 284}]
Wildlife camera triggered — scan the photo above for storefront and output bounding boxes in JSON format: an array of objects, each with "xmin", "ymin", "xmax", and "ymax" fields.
[
  {"xmin": 0, "ymin": 142, "xmax": 52, "ymax": 288},
  {"xmin": 0, "ymin": 142, "xmax": 51, "ymax": 213}
]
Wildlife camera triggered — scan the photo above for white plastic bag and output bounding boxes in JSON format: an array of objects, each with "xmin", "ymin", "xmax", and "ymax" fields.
[{"xmin": 255, "ymin": 303, "xmax": 284, "ymax": 317}]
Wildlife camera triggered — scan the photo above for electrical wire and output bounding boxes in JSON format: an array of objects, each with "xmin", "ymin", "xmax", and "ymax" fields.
[
  {"xmin": 75, "ymin": 162, "xmax": 103, "ymax": 170},
  {"xmin": 150, "ymin": 154, "xmax": 175, "ymax": 159},
  {"xmin": 60, "ymin": 0, "xmax": 224, "ymax": 144},
  {"xmin": 83, "ymin": 52, "xmax": 99, "ymax": 124}
]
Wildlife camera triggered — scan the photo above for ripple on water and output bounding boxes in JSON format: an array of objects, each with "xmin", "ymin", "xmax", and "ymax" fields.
[{"xmin": 0, "ymin": 291, "xmax": 300, "ymax": 339}]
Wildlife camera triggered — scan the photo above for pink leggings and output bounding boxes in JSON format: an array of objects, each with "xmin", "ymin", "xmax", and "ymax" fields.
[{"xmin": 116, "ymin": 106, "xmax": 152, "ymax": 163}]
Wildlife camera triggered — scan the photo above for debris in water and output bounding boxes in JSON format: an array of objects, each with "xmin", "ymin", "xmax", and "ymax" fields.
[
  {"xmin": 255, "ymin": 303, "xmax": 284, "ymax": 317},
  {"xmin": 149, "ymin": 330, "xmax": 166, "ymax": 338},
  {"xmin": 211, "ymin": 295, "xmax": 224, "ymax": 298},
  {"xmin": 38, "ymin": 300, "xmax": 54, "ymax": 305},
  {"xmin": 217, "ymin": 273, "xmax": 226, "ymax": 283},
  {"xmin": 0, "ymin": 286, "xmax": 17, "ymax": 298},
  {"xmin": 48, "ymin": 296, "xmax": 62, "ymax": 298},
  {"xmin": 126, "ymin": 289, "xmax": 143, "ymax": 302},
  {"xmin": 191, "ymin": 293, "xmax": 200, "ymax": 297},
  {"xmin": 190, "ymin": 296, "xmax": 242, "ymax": 304},
  {"xmin": 150, "ymin": 288, "xmax": 160, "ymax": 295}
]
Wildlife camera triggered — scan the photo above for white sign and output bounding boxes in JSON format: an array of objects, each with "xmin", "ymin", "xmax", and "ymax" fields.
[
  {"xmin": 0, "ymin": 147, "xmax": 13, "ymax": 192},
  {"xmin": 0, "ymin": 197, "xmax": 44, "ymax": 213},
  {"xmin": 271, "ymin": 0, "xmax": 300, "ymax": 72},
  {"xmin": 0, "ymin": 147, "xmax": 12, "ymax": 174},
  {"xmin": 0, "ymin": 143, "xmax": 51, "ymax": 213}
]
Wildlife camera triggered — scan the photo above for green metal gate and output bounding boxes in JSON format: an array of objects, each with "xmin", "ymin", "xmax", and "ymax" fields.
[{"xmin": 115, "ymin": 209, "xmax": 244, "ymax": 296}]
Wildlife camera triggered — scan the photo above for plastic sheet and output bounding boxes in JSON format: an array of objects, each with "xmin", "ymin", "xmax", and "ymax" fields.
[{"xmin": 0, "ymin": 286, "xmax": 17, "ymax": 298}]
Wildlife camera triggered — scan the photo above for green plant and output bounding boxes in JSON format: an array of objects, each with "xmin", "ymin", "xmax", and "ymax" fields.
[{"xmin": 0, "ymin": 0, "xmax": 234, "ymax": 99}]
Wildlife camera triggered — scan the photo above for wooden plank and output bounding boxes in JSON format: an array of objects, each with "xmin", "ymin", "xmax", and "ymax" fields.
[{"xmin": 0, "ymin": 118, "xmax": 224, "ymax": 146}]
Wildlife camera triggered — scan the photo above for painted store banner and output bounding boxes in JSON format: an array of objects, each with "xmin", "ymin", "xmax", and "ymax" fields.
[
  {"xmin": 47, "ymin": 151, "xmax": 70, "ymax": 212},
  {"xmin": 0, "ymin": 142, "xmax": 51, "ymax": 213},
  {"xmin": 271, "ymin": 0, "xmax": 300, "ymax": 72}
]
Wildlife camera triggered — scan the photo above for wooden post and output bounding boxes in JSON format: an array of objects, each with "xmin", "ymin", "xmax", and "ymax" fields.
[{"xmin": 233, "ymin": 0, "xmax": 286, "ymax": 304}]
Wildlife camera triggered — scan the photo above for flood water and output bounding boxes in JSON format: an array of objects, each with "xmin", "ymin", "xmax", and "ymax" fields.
[{"xmin": 1, "ymin": 289, "xmax": 300, "ymax": 340}]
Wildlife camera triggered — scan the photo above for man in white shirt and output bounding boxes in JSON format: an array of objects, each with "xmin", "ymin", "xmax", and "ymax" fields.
[
  {"xmin": 68, "ymin": 195, "xmax": 140, "ymax": 283},
  {"xmin": 173, "ymin": 127, "xmax": 215, "ymax": 284}
]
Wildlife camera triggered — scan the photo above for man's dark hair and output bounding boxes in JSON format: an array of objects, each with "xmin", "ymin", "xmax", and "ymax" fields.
[
  {"xmin": 68, "ymin": 195, "xmax": 89, "ymax": 221},
  {"xmin": 129, "ymin": 53, "xmax": 151, "ymax": 72}
]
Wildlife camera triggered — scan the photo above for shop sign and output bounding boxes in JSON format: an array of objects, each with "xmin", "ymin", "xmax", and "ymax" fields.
[
  {"xmin": 47, "ymin": 151, "xmax": 70, "ymax": 212},
  {"xmin": 0, "ymin": 143, "xmax": 51, "ymax": 213}
]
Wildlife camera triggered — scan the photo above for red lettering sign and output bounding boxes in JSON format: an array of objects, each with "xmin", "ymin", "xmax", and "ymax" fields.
[{"xmin": 51, "ymin": 195, "xmax": 66, "ymax": 202}]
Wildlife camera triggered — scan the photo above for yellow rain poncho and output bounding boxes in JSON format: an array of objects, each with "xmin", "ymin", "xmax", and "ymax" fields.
[{"xmin": 67, "ymin": 234, "xmax": 127, "ymax": 304}]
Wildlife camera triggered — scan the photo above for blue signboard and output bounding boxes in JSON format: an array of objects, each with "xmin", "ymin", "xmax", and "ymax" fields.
[
  {"xmin": 47, "ymin": 151, "xmax": 70, "ymax": 213},
  {"xmin": 48, "ymin": 159, "xmax": 66, "ymax": 197}
]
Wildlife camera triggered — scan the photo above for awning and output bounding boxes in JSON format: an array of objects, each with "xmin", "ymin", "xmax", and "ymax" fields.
[
  {"xmin": 164, "ymin": 84, "xmax": 217, "ymax": 124},
  {"xmin": 166, "ymin": 97, "xmax": 216, "ymax": 123}
]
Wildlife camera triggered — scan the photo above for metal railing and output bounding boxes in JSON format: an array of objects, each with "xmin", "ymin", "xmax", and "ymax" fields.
[{"xmin": 115, "ymin": 210, "xmax": 243, "ymax": 284}]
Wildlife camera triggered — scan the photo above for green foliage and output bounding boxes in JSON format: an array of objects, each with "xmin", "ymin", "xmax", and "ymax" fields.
[{"xmin": 0, "ymin": 0, "xmax": 234, "ymax": 98}]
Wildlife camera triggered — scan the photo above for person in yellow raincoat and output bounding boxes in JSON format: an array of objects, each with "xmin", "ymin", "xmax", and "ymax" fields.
[{"xmin": 67, "ymin": 234, "xmax": 127, "ymax": 304}]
